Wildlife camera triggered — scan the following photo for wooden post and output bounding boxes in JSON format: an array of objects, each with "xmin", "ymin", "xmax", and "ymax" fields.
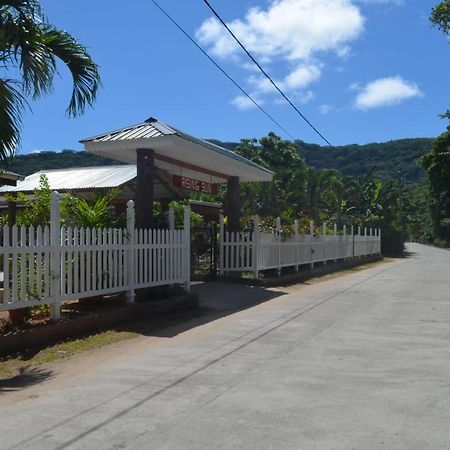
[
  {"xmin": 126, "ymin": 200, "xmax": 136, "ymax": 303},
  {"xmin": 135, "ymin": 148, "xmax": 155, "ymax": 230},
  {"xmin": 310, "ymin": 221, "xmax": 314, "ymax": 269},
  {"xmin": 276, "ymin": 217, "xmax": 281, "ymax": 276},
  {"xmin": 253, "ymin": 215, "xmax": 260, "ymax": 279},
  {"xmin": 323, "ymin": 222, "xmax": 327, "ymax": 266},
  {"xmin": 226, "ymin": 176, "xmax": 240, "ymax": 232},
  {"xmin": 50, "ymin": 191, "xmax": 61, "ymax": 320}
]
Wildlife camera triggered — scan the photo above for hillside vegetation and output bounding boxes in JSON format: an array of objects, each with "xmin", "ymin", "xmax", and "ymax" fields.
[
  {"xmin": 8, "ymin": 137, "xmax": 433, "ymax": 184},
  {"xmin": 212, "ymin": 138, "xmax": 433, "ymax": 184}
]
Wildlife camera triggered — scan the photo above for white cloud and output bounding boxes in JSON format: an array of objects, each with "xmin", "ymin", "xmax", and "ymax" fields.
[
  {"xmin": 283, "ymin": 64, "xmax": 321, "ymax": 90},
  {"xmin": 231, "ymin": 94, "xmax": 264, "ymax": 111},
  {"xmin": 196, "ymin": 0, "xmax": 364, "ymax": 62},
  {"xmin": 354, "ymin": 76, "xmax": 423, "ymax": 110},
  {"xmin": 196, "ymin": 0, "xmax": 365, "ymax": 109}
]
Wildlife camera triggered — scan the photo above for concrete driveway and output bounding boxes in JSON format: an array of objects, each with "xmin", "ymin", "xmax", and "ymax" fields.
[{"xmin": 1, "ymin": 243, "xmax": 450, "ymax": 449}]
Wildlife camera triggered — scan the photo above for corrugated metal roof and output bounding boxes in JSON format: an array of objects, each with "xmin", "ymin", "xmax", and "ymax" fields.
[
  {"xmin": 80, "ymin": 117, "xmax": 173, "ymax": 143},
  {"xmin": 0, "ymin": 165, "xmax": 137, "ymax": 193},
  {"xmin": 80, "ymin": 117, "xmax": 274, "ymax": 179}
]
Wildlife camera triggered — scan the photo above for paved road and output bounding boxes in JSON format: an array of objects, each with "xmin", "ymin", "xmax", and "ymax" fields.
[{"xmin": 1, "ymin": 243, "xmax": 450, "ymax": 449}]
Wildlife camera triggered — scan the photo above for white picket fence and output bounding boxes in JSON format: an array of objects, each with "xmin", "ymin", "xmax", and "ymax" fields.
[
  {"xmin": 0, "ymin": 192, "xmax": 190, "ymax": 318},
  {"xmin": 220, "ymin": 216, "xmax": 381, "ymax": 276}
]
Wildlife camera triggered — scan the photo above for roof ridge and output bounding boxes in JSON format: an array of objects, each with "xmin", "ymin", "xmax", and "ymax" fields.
[{"xmin": 29, "ymin": 165, "xmax": 136, "ymax": 174}]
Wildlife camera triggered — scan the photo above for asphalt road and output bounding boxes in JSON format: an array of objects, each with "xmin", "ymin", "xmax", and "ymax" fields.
[{"xmin": 1, "ymin": 243, "xmax": 450, "ymax": 449}]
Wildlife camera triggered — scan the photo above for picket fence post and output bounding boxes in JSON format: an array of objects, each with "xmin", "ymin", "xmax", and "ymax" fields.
[
  {"xmin": 343, "ymin": 225, "xmax": 347, "ymax": 260},
  {"xmin": 168, "ymin": 208, "xmax": 175, "ymax": 230},
  {"xmin": 253, "ymin": 215, "xmax": 260, "ymax": 279},
  {"xmin": 219, "ymin": 214, "xmax": 224, "ymax": 276},
  {"xmin": 183, "ymin": 206, "xmax": 191, "ymax": 292},
  {"xmin": 276, "ymin": 217, "xmax": 281, "ymax": 276},
  {"xmin": 126, "ymin": 200, "xmax": 136, "ymax": 303},
  {"xmin": 334, "ymin": 223, "xmax": 338, "ymax": 262},
  {"xmin": 294, "ymin": 219, "xmax": 299, "ymax": 272},
  {"xmin": 50, "ymin": 191, "xmax": 61, "ymax": 320}
]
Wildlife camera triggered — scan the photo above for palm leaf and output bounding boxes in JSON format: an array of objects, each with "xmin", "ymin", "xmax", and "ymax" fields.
[
  {"xmin": 42, "ymin": 26, "xmax": 100, "ymax": 116},
  {"xmin": 0, "ymin": 77, "xmax": 26, "ymax": 166}
]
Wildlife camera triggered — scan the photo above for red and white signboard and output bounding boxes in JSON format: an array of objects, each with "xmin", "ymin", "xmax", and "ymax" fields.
[{"xmin": 173, "ymin": 175, "xmax": 219, "ymax": 195}]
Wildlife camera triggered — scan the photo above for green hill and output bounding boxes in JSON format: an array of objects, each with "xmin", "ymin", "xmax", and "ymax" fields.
[
  {"xmin": 8, "ymin": 137, "xmax": 434, "ymax": 184},
  {"xmin": 211, "ymin": 137, "xmax": 433, "ymax": 184},
  {"xmin": 297, "ymin": 138, "xmax": 433, "ymax": 183}
]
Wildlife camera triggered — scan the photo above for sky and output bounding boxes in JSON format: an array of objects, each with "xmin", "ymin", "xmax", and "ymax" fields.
[{"xmin": 18, "ymin": 0, "xmax": 450, "ymax": 154}]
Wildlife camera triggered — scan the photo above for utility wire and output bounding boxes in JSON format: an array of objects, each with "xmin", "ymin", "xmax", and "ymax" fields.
[
  {"xmin": 201, "ymin": 0, "xmax": 334, "ymax": 148},
  {"xmin": 150, "ymin": 0, "xmax": 296, "ymax": 140}
]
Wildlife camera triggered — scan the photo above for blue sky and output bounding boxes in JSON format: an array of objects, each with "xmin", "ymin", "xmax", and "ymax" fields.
[{"xmin": 20, "ymin": 0, "xmax": 450, "ymax": 154}]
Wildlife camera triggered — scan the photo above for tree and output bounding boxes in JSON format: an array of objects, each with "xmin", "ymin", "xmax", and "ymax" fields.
[
  {"xmin": 431, "ymin": 0, "xmax": 450, "ymax": 119},
  {"xmin": 431, "ymin": 0, "xmax": 450, "ymax": 35},
  {"xmin": 421, "ymin": 126, "xmax": 450, "ymax": 244},
  {"xmin": 0, "ymin": 0, "xmax": 100, "ymax": 164}
]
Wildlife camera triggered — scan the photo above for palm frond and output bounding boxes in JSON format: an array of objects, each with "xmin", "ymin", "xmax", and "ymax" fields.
[
  {"xmin": 42, "ymin": 26, "xmax": 100, "ymax": 116},
  {"xmin": 0, "ymin": 8, "xmax": 56, "ymax": 98},
  {"xmin": 0, "ymin": 77, "xmax": 26, "ymax": 166}
]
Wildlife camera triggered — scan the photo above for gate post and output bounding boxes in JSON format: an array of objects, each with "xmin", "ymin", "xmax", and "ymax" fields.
[
  {"xmin": 183, "ymin": 206, "xmax": 191, "ymax": 292},
  {"xmin": 310, "ymin": 221, "xmax": 314, "ymax": 269},
  {"xmin": 126, "ymin": 200, "xmax": 136, "ymax": 303},
  {"xmin": 276, "ymin": 217, "xmax": 281, "ymax": 276},
  {"xmin": 294, "ymin": 219, "xmax": 299, "ymax": 272},
  {"xmin": 50, "ymin": 191, "xmax": 61, "ymax": 320},
  {"xmin": 253, "ymin": 215, "xmax": 260, "ymax": 279}
]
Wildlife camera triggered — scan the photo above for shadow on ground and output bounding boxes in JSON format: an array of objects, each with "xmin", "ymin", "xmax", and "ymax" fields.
[
  {"xmin": 120, "ymin": 282, "xmax": 286, "ymax": 339},
  {"xmin": 0, "ymin": 366, "xmax": 53, "ymax": 394}
]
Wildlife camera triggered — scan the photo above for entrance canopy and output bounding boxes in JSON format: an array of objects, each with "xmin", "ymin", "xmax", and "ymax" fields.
[{"xmin": 81, "ymin": 117, "xmax": 273, "ymax": 184}]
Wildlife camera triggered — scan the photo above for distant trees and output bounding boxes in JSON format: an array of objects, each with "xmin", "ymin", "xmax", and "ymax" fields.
[
  {"xmin": 0, "ymin": 0, "xmax": 100, "ymax": 164},
  {"xmin": 421, "ymin": 126, "xmax": 450, "ymax": 245},
  {"xmin": 233, "ymin": 134, "xmax": 410, "ymax": 255}
]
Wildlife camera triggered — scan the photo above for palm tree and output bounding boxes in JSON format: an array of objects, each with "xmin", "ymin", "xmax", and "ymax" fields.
[
  {"xmin": 304, "ymin": 167, "xmax": 335, "ymax": 225},
  {"xmin": 0, "ymin": 0, "xmax": 100, "ymax": 165}
]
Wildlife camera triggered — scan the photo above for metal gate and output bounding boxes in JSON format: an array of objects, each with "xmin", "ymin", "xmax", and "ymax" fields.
[{"xmin": 191, "ymin": 223, "xmax": 218, "ymax": 278}]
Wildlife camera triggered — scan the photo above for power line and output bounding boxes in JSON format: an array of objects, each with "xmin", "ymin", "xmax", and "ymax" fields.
[
  {"xmin": 150, "ymin": 0, "xmax": 296, "ymax": 140},
  {"xmin": 201, "ymin": 0, "xmax": 334, "ymax": 148}
]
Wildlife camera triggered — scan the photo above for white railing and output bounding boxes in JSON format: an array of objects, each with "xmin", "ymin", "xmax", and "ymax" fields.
[
  {"xmin": 220, "ymin": 216, "xmax": 381, "ymax": 276},
  {"xmin": 0, "ymin": 192, "xmax": 190, "ymax": 318}
]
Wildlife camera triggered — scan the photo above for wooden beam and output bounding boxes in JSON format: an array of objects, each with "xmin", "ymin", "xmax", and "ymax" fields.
[
  {"xmin": 226, "ymin": 176, "xmax": 241, "ymax": 232},
  {"xmin": 154, "ymin": 153, "xmax": 230, "ymax": 181},
  {"xmin": 135, "ymin": 148, "xmax": 155, "ymax": 229}
]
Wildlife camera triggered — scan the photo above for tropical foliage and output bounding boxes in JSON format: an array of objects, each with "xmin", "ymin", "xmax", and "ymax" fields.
[
  {"xmin": 229, "ymin": 133, "xmax": 410, "ymax": 255},
  {"xmin": 431, "ymin": 0, "xmax": 450, "ymax": 119},
  {"xmin": 0, "ymin": 0, "xmax": 100, "ymax": 164}
]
